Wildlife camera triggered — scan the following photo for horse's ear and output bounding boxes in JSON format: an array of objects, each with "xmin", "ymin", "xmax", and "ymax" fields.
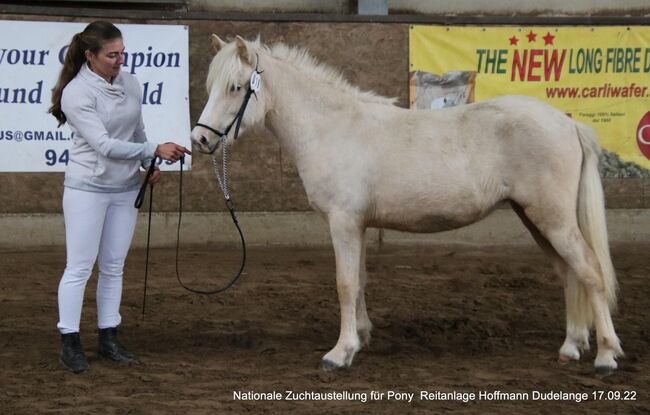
[
  {"xmin": 211, "ymin": 34, "xmax": 226, "ymax": 53},
  {"xmin": 235, "ymin": 35, "xmax": 253, "ymax": 64}
]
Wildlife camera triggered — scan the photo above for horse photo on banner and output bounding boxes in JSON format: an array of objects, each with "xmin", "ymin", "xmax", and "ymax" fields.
[
  {"xmin": 410, "ymin": 26, "xmax": 650, "ymax": 177},
  {"xmin": 0, "ymin": 20, "xmax": 191, "ymax": 172}
]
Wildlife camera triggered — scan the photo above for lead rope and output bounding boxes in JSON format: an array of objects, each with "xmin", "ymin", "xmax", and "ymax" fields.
[
  {"xmin": 175, "ymin": 140, "xmax": 246, "ymax": 295},
  {"xmin": 135, "ymin": 157, "xmax": 159, "ymax": 315},
  {"xmin": 137, "ymin": 146, "xmax": 246, "ymax": 316}
]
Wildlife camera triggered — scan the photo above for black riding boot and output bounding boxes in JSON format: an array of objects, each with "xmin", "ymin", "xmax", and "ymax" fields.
[
  {"xmin": 60, "ymin": 332, "xmax": 89, "ymax": 374},
  {"xmin": 98, "ymin": 327, "xmax": 139, "ymax": 364}
]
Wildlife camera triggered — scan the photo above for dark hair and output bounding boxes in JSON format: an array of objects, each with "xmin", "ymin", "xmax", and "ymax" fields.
[{"xmin": 49, "ymin": 21, "xmax": 122, "ymax": 126}]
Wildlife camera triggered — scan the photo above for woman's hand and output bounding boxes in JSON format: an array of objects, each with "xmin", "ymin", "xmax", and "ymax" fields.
[
  {"xmin": 148, "ymin": 168, "xmax": 161, "ymax": 185},
  {"xmin": 155, "ymin": 143, "xmax": 191, "ymax": 162}
]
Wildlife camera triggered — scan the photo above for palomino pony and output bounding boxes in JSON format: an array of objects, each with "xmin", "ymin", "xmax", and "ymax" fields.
[{"xmin": 191, "ymin": 35, "xmax": 622, "ymax": 374}]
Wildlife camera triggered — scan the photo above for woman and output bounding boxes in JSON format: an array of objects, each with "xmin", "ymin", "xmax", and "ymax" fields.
[{"xmin": 49, "ymin": 21, "xmax": 189, "ymax": 374}]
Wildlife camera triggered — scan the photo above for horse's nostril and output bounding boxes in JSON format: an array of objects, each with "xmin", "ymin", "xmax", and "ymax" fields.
[{"xmin": 200, "ymin": 136, "xmax": 208, "ymax": 145}]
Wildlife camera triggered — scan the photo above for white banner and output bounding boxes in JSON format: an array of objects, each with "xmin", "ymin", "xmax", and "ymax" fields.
[{"xmin": 0, "ymin": 20, "xmax": 191, "ymax": 171}]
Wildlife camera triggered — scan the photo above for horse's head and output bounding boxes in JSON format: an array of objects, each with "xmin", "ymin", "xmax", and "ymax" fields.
[{"xmin": 191, "ymin": 35, "xmax": 267, "ymax": 154}]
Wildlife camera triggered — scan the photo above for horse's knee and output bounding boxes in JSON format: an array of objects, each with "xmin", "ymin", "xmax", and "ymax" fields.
[{"xmin": 336, "ymin": 276, "xmax": 358, "ymax": 293}]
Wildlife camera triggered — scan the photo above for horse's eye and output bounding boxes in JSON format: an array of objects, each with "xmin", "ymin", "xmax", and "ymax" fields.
[{"xmin": 230, "ymin": 84, "xmax": 242, "ymax": 92}]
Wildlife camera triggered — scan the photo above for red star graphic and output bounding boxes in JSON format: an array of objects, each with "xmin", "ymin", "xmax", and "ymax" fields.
[
  {"xmin": 526, "ymin": 31, "xmax": 537, "ymax": 42},
  {"xmin": 509, "ymin": 36, "xmax": 519, "ymax": 46},
  {"xmin": 543, "ymin": 32, "xmax": 555, "ymax": 45}
]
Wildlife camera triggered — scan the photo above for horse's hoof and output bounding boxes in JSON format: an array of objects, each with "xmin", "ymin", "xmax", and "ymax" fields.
[
  {"xmin": 594, "ymin": 353, "xmax": 617, "ymax": 376},
  {"xmin": 558, "ymin": 343, "xmax": 580, "ymax": 363},
  {"xmin": 558, "ymin": 354, "xmax": 576, "ymax": 364},
  {"xmin": 595, "ymin": 365, "xmax": 615, "ymax": 377},
  {"xmin": 320, "ymin": 358, "xmax": 345, "ymax": 371}
]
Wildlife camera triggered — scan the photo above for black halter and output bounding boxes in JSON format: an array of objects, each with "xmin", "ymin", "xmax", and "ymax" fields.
[{"xmin": 195, "ymin": 65, "xmax": 262, "ymax": 151}]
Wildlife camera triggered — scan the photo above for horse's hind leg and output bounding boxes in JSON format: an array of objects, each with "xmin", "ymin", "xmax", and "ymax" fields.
[
  {"xmin": 520, "ymin": 206, "xmax": 622, "ymax": 373},
  {"xmin": 558, "ymin": 269, "xmax": 592, "ymax": 362},
  {"xmin": 356, "ymin": 234, "xmax": 373, "ymax": 348},
  {"xmin": 321, "ymin": 213, "xmax": 364, "ymax": 370},
  {"xmin": 511, "ymin": 202, "xmax": 590, "ymax": 362},
  {"xmin": 548, "ymin": 229, "xmax": 621, "ymax": 373}
]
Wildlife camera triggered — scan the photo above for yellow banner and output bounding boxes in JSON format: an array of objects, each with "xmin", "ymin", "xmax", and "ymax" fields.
[{"xmin": 410, "ymin": 26, "xmax": 650, "ymax": 173}]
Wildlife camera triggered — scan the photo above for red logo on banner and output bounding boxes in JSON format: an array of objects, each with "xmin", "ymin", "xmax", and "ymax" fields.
[{"xmin": 638, "ymin": 111, "xmax": 650, "ymax": 160}]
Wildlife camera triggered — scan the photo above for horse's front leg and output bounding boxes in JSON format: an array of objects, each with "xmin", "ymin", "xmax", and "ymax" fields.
[
  {"xmin": 356, "ymin": 234, "xmax": 373, "ymax": 347},
  {"xmin": 321, "ymin": 214, "xmax": 364, "ymax": 370}
]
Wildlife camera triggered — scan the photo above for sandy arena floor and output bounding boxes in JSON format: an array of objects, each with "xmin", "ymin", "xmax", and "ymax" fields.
[{"xmin": 1, "ymin": 243, "xmax": 648, "ymax": 414}]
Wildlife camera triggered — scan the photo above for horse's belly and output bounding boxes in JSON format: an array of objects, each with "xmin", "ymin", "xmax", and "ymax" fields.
[{"xmin": 368, "ymin": 209, "xmax": 488, "ymax": 234}]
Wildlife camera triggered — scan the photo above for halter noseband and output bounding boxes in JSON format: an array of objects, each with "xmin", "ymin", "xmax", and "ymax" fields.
[{"xmin": 195, "ymin": 63, "xmax": 262, "ymax": 153}]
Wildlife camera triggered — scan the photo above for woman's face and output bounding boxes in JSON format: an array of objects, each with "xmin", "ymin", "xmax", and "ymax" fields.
[{"xmin": 86, "ymin": 37, "xmax": 125, "ymax": 83}]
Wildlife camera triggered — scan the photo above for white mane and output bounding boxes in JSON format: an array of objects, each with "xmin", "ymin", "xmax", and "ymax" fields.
[
  {"xmin": 268, "ymin": 43, "xmax": 397, "ymax": 105},
  {"xmin": 207, "ymin": 38, "xmax": 397, "ymax": 106}
]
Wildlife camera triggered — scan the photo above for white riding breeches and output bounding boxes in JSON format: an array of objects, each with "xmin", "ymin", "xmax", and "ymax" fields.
[{"xmin": 57, "ymin": 187, "xmax": 139, "ymax": 334}]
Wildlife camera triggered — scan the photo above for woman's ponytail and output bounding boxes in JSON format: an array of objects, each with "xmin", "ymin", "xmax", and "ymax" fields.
[
  {"xmin": 49, "ymin": 33, "xmax": 86, "ymax": 126},
  {"xmin": 48, "ymin": 21, "xmax": 122, "ymax": 126}
]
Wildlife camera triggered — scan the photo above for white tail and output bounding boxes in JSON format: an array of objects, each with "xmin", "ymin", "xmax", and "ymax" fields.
[{"xmin": 575, "ymin": 122, "xmax": 618, "ymax": 312}]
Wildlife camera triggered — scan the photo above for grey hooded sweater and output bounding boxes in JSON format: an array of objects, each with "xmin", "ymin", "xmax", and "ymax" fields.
[{"xmin": 61, "ymin": 63, "xmax": 157, "ymax": 193}]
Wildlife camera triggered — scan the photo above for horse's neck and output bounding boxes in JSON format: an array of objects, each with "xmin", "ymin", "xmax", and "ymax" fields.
[{"xmin": 263, "ymin": 57, "xmax": 354, "ymax": 159}]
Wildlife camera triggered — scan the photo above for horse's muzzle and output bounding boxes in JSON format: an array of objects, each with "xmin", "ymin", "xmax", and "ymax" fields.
[
  {"xmin": 198, "ymin": 136, "xmax": 215, "ymax": 154},
  {"xmin": 191, "ymin": 128, "xmax": 220, "ymax": 154}
]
